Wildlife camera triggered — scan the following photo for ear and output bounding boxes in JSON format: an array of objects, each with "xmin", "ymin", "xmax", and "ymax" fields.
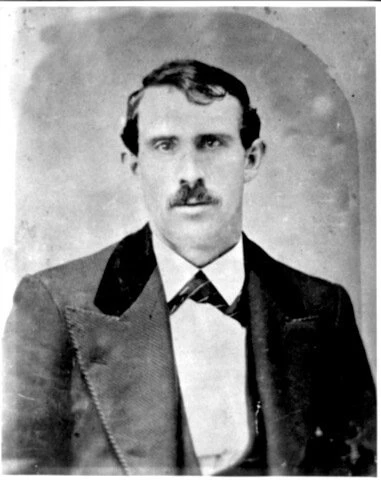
[
  {"xmin": 243, "ymin": 138, "xmax": 265, "ymax": 183},
  {"xmin": 121, "ymin": 150, "xmax": 139, "ymax": 175}
]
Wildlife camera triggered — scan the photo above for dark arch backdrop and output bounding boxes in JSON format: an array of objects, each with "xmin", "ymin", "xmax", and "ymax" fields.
[{"xmin": 11, "ymin": 7, "xmax": 375, "ymax": 375}]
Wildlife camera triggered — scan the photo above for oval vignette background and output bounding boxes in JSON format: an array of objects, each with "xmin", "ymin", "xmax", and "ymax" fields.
[{"xmin": 11, "ymin": 7, "xmax": 375, "ymax": 375}]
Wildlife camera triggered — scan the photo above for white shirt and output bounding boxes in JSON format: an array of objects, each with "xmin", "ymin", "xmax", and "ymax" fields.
[{"xmin": 152, "ymin": 234, "xmax": 250, "ymax": 475}]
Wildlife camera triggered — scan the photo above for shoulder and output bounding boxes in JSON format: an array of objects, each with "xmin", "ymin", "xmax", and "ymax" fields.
[
  {"xmin": 36, "ymin": 242, "xmax": 117, "ymax": 289},
  {"xmin": 13, "ymin": 234, "xmax": 126, "ymax": 319},
  {"xmin": 243, "ymin": 234, "xmax": 348, "ymax": 318},
  {"xmin": 12, "ymin": 224, "xmax": 154, "ymax": 315}
]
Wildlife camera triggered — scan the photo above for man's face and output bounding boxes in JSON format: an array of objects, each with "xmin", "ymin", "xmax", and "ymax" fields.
[{"xmin": 134, "ymin": 86, "xmax": 258, "ymax": 258}]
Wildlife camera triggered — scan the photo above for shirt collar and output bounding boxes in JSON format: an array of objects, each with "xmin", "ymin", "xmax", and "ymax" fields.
[{"xmin": 152, "ymin": 233, "xmax": 245, "ymax": 305}]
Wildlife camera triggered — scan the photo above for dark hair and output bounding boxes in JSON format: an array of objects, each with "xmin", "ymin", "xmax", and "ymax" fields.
[{"xmin": 121, "ymin": 59, "xmax": 261, "ymax": 156}]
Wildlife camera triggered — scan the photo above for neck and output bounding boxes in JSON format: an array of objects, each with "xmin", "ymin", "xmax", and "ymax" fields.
[
  {"xmin": 172, "ymin": 245, "xmax": 235, "ymax": 268},
  {"xmin": 152, "ymin": 227, "xmax": 241, "ymax": 268}
]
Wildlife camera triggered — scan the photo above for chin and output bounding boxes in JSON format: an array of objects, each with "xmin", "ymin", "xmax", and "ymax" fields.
[{"xmin": 169, "ymin": 221, "xmax": 236, "ymax": 251}]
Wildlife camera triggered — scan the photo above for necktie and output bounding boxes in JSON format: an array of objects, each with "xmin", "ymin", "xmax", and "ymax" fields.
[{"xmin": 168, "ymin": 270, "xmax": 244, "ymax": 325}]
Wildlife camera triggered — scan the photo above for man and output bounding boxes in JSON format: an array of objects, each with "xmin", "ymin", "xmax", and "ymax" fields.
[{"xmin": 3, "ymin": 60, "xmax": 376, "ymax": 475}]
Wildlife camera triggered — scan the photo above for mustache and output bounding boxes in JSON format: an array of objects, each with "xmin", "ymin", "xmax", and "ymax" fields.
[{"xmin": 169, "ymin": 181, "xmax": 220, "ymax": 208}]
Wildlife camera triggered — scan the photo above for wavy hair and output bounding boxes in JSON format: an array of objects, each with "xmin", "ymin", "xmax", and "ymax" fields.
[{"xmin": 121, "ymin": 59, "xmax": 261, "ymax": 155}]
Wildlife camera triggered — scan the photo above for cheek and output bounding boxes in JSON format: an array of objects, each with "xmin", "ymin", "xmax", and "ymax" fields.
[
  {"xmin": 139, "ymin": 161, "xmax": 159, "ymax": 186},
  {"xmin": 209, "ymin": 151, "xmax": 245, "ymax": 178},
  {"xmin": 214, "ymin": 165, "xmax": 245, "ymax": 194},
  {"xmin": 139, "ymin": 168, "xmax": 169, "ymax": 205}
]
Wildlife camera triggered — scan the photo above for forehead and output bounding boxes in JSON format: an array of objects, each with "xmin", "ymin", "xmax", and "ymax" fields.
[{"xmin": 137, "ymin": 86, "xmax": 243, "ymax": 137}]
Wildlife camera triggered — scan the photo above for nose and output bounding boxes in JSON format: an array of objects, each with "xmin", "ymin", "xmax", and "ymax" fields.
[{"xmin": 178, "ymin": 147, "xmax": 204, "ymax": 186}]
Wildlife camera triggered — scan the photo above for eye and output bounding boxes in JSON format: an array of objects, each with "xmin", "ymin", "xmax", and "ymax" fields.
[
  {"xmin": 153, "ymin": 138, "xmax": 177, "ymax": 152},
  {"xmin": 199, "ymin": 135, "xmax": 224, "ymax": 150}
]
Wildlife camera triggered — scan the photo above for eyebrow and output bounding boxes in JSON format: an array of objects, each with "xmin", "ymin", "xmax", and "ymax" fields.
[
  {"xmin": 146, "ymin": 135, "xmax": 178, "ymax": 146},
  {"xmin": 146, "ymin": 133, "xmax": 234, "ymax": 144},
  {"xmin": 197, "ymin": 133, "xmax": 233, "ymax": 141}
]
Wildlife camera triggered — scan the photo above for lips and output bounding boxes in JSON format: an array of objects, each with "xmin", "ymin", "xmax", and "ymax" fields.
[
  {"xmin": 181, "ymin": 200, "xmax": 213, "ymax": 206},
  {"xmin": 169, "ymin": 180, "xmax": 219, "ymax": 209},
  {"xmin": 173, "ymin": 198, "xmax": 218, "ymax": 208}
]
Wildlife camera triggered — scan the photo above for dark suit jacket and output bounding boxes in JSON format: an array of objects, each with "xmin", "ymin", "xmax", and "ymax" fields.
[{"xmin": 3, "ymin": 224, "xmax": 376, "ymax": 475}]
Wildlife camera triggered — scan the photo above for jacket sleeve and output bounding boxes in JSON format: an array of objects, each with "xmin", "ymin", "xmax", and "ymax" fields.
[
  {"xmin": 310, "ymin": 285, "xmax": 377, "ymax": 476},
  {"xmin": 2, "ymin": 275, "xmax": 74, "ymax": 474},
  {"xmin": 336, "ymin": 286, "xmax": 376, "ymax": 475}
]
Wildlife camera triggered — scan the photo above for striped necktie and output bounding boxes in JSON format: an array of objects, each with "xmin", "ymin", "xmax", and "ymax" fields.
[{"xmin": 167, "ymin": 270, "xmax": 245, "ymax": 326}]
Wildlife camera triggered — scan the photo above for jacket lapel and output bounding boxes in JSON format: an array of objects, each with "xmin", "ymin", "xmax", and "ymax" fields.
[
  {"xmin": 65, "ymin": 226, "xmax": 180, "ymax": 475},
  {"xmin": 243, "ymin": 237, "xmax": 319, "ymax": 474},
  {"xmin": 94, "ymin": 224, "xmax": 157, "ymax": 317},
  {"xmin": 65, "ymin": 224, "xmax": 321, "ymax": 475}
]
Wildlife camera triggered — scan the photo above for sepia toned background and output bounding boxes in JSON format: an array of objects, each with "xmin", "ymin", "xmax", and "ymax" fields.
[{"xmin": 3, "ymin": 6, "xmax": 376, "ymax": 375}]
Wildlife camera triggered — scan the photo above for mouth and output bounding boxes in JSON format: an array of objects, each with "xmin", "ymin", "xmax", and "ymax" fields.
[
  {"xmin": 174, "ymin": 200, "xmax": 217, "ymax": 208},
  {"xmin": 180, "ymin": 200, "xmax": 213, "ymax": 207},
  {"xmin": 172, "ymin": 201, "xmax": 217, "ymax": 215},
  {"xmin": 171, "ymin": 197, "xmax": 219, "ymax": 208}
]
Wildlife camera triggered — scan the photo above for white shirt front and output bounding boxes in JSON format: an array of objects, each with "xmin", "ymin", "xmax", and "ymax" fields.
[{"xmin": 152, "ymin": 234, "xmax": 250, "ymax": 475}]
